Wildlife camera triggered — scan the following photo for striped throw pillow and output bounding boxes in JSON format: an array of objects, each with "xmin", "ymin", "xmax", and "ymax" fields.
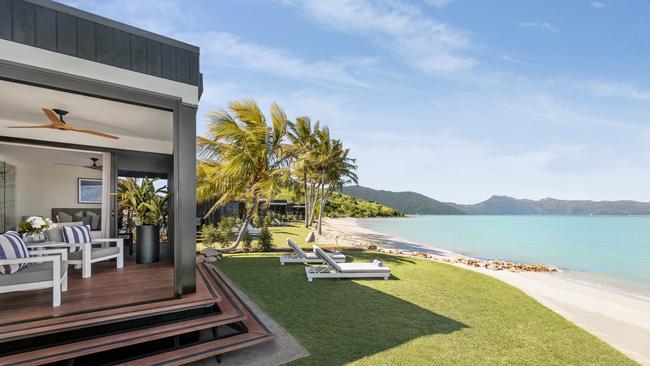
[
  {"xmin": 0, "ymin": 231, "xmax": 31, "ymax": 274},
  {"xmin": 62, "ymin": 225, "xmax": 92, "ymax": 252}
]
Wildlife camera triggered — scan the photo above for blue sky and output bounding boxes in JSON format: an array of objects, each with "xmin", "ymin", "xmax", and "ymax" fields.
[{"xmin": 64, "ymin": 0, "xmax": 650, "ymax": 203}]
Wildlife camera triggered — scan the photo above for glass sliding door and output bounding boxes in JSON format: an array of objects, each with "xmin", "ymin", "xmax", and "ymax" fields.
[{"xmin": 0, "ymin": 161, "xmax": 16, "ymax": 232}]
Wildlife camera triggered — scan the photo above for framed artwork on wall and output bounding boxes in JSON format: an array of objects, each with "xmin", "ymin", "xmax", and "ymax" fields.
[{"xmin": 78, "ymin": 178, "xmax": 102, "ymax": 204}]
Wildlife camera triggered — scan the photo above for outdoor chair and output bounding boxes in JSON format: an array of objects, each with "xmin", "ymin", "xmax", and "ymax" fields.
[
  {"xmin": 280, "ymin": 239, "xmax": 346, "ymax": 265},
  {"xmin": 48, "ymin": 223, "xmax": 124, "ymax": 278},
  {"xmin": 0, "ymin": 232, "xmax": 68, "ymax": 307},
  {"xmin": 305, "ymin": 245, "xmax": 390, "ymax": 282}
]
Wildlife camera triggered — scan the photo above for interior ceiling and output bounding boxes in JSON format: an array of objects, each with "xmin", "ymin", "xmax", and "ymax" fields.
[
  {"xmin": 0, "ymin": 142, "xmax": 101, "ymax": 166},
  {"xmin": 0, "ymin": 80, "xmax": 173, "ymax": 154}
]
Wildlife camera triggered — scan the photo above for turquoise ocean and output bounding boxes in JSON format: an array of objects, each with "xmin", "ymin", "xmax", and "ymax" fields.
[{"xmin": 355, "ymin": 215, "xmax": 650, "ymax": 300}]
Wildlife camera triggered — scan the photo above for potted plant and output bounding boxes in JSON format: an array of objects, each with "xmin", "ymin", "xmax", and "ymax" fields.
[
  {"xmin": 119, "ymin": 178, "xmax": 169, "ymax": 263},
  {"xmin": 18, "ymin": 216, "xmax": 56, "ymax": 243}
]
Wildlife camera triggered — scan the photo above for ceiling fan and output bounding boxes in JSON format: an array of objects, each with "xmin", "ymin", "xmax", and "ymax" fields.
[
  {"xmin": 56, "ymin": 157, "xmax": 103, "ymax": 171},
  {"xmin": 9, "ymin": 108, "xmax": 119, "ymax": 140}
]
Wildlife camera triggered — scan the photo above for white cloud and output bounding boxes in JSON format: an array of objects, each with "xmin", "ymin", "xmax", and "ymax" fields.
[
  {"xmin": 281, "ymin": 0, "xmax": 475, "ymax": 74},
  {"xmin": 590, "ymin": 82, "xmax": 650, "ymax": 102},
  {"xmin": 187, "ymin": 31, "xmax": 370, "ymax": 88},
  {"xmin": 517, "ymin": 22, "xmax": 559, "ymax": 33},
  {"xmin": 590, "ymin": 2, "xmax": 605, "ymax": 8},
  {"xmin": 60, "ymin": 0, "xmax": 199, "ymax": 38},
  {"xmin": 500, "ymin": 54, "xmax": 525, "ymax": 65},
  {"xmin": 423, "ymin": 0, "xmax": 452, "ymax": 8}
]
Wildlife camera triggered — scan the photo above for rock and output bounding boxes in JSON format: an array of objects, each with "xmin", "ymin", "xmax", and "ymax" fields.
[
  {"xmin": 204, "ymin": 255, "xmax": 219, "ymax": 263},
  {"xmin": 367, "ymin": 244, "xmax": 377, "ymax": 250},
  {"xmin": 196, "ymin": 254, "xmax": 205, "ymax": 264},
  {"xmin": 305, "ymin": 231, "xmax": 316, "ymax": 243},
  {"xmin": 200, "ymin": 247, "xmax": 220, "ymax": 257}
]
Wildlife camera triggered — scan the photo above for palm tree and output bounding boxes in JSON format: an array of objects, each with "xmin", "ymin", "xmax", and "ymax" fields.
[
  {"xmin": 197, "ymin": 99, "xmax": 290, "ymax": 252},
  {"xmin": 316, "ymin": 139, "xmax": 358, "ymax": 235},
  {"xmin": 287, "ymin": 116, "xmax": 318, "ymax": 227}
]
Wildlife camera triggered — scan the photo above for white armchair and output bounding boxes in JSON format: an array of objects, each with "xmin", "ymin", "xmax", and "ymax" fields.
[
  {"xmin": 67, "ymin": 238, "xmax": 124, "ymax": 278},
  {"xmin": 47, "ymin": 223, "xmax": 124, "ymax": 278},
  {"xmin": 0, "ymin": 248, "xmax": 68, "ymax": 307}
]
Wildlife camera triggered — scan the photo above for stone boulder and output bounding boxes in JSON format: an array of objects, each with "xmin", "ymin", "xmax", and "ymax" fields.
[
  {"xmin": 204, "ymin": 256, "xmax": 220, "ymax": 263},
  {"xmin": 200, "ymin": 247, "xmax": 220, "ymax": 257}
]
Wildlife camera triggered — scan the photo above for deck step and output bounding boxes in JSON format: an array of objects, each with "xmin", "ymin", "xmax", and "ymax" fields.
[
  {"xmin": 0, "ymin": 264, "xmax": 274, "ymax": 366},
  {"xmin": 118, "ymin": 328, "xmax": 275, "ymax": 366}
]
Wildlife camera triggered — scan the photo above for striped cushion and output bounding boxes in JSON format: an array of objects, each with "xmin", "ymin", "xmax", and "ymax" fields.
[
  {"xmin": 62, "ymin": 225, "xmax": 92, "ymax": 252},
  {"xmin": 0, "ymin": 231, "xmax": 31, "ymax": 274}
]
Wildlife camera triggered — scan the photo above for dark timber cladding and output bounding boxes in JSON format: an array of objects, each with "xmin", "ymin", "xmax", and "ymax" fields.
[{"xmin": 0, "ymin": 0, "xmax": 200, "ymax": 86}]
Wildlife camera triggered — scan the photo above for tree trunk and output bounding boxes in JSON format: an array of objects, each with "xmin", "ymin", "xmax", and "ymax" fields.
[
  {"xmin": 303, "ymin": 171, "xmax": 309, "ymax": 228},
  {"xmin": 220, "ymin": 198, "xmax": 257, "ymax": 253},
  {"xmin": 308, "ymin": 181, "xmax": 320, "ymax": 226},
  {"xmin": 317, "ymin": 184, "xmax": 327, "ymax": 235}
]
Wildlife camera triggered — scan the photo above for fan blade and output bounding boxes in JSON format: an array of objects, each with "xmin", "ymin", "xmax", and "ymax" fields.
[
  {"xmin": 55, "ymin": 163, "xmax": 87, "ymax": 168},
  {"xmin": 8, "ymin": 124, "xmax": 53, "ymax": 128},
  {"xmin": 42, "ymin": 108, "xmax": 63, "ymax": 126},
  {"xmin": 67, "ymin": 126, "xmax": 120, "ymax": 140},
  {"xmin": 55, "ymin": 163, "xmax": 102, "ymax": 170}
]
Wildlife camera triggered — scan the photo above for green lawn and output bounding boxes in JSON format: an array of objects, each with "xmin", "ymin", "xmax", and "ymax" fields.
[
  {"xmin": 267, "ymin": 224, "xmax": 313, "ymax": 249},
  {"xmin": 217, "ymin": 252, "xmax": 635, "ymax": 366}
]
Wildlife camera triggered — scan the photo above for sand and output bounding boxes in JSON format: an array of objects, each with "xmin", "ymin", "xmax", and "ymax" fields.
[{"xmin": 319, "ymin": 217, "xmax": 650, "ymax": 365}]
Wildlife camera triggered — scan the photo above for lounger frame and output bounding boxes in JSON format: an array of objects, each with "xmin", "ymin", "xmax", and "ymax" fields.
[
  {"xmin": 280, "ymin": 239, "xmax": 346, "ymax": 265},
  {"xmin": 305, "ymin": 245, "xmax": 390, "ymax": 282},
  {"xmin": 305, "ymin": 266, "xmax": 390, "ymax": 282},
  {"xmin": 280, "ymin": 253, "xmax": 346, "ymax": 265}
]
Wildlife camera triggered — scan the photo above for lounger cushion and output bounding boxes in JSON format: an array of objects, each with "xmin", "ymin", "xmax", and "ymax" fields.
[
  {"xmin": 313, "ymin": 246, "xmax": 342, "ymax": 272},
  {"xmin": 0, "ymin": 231, "xmax": 30, "ymax": 274},
  {"xmin": 338, "ymin": 263, "xmax": 391, "ymax": 273},
  {"xmin": 303, "ymin": 253, "xmax": 346, "ymax": 260},
  {"xmin": 0, "ymin": 260, "xmax": 67, "ymax": 286},
  {"xmin": 288, "ymin": 239, "xmax": 309, "ymax": 258},
  {"xmin": 68, "ymin": 246, "xmax": 120, "ymax": 261}
]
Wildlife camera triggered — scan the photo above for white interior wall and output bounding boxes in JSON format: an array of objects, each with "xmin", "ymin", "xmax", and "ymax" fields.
[{"xmin": 15, "ymin": 164, "xmax": 102, "ymax": 223}]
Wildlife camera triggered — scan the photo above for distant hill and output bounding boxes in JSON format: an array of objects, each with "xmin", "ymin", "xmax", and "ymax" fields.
[
  {"xmin": 325, "ymin": 192, "xmax": 404, "ymax": 218},
  {"xmin": 450, "ymin": 195, "xmax": 650, "ymax": 215},
  {"xmin": 341, "ymin": 186, "xmax": 464, "ymax": 215},
  {"xmin": 341, "ymin": 186, "xmax": 650, "ymax": 215}
]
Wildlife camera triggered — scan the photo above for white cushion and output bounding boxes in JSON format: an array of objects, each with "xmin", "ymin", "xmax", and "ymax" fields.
[
  {"xmin": 62, "ymin": 225, "xmax": 92, "ymax": 252},
  {"xmin": 0, "ymin": 231, "xmax": 30, "ymax": 274},
  {"xmin": 338, "ymin": 263, "xmax": 391, "ymax": 273}
]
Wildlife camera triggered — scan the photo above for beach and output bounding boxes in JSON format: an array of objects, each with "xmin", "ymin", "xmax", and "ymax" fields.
[{"xmin": 319, "ymin": 217, "xmax": 650, "ymax": 365}]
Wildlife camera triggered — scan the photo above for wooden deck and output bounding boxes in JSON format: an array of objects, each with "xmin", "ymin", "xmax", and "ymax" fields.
[
  {"xmin": 0, "ymin": 259, "xmax": 175, "ymax": 326},
  {"xmin": 0, "ymin": 262, "xmax": 274, "ymax": 365}
]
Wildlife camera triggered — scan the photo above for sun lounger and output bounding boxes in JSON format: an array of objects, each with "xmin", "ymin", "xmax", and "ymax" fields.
[
  {"xmin": 241, "ymin": 223, "xmax": 261, "ymax": 236},
  {"xmin": 305, "ymin": 245, "xmax": 390, "ymax": 281},
  {"xmin": 280, "ymin": 239, "xmax": 346, "ymax": 265}
]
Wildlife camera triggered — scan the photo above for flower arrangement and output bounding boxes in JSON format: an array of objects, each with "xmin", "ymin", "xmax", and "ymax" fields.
[
  {"xmin": 18, "ymin": 216, "xmax": 56, "ymax": 243},
  {"xmin": 18, "ymin": 216, "xmax": 55, "ymax": 234}
]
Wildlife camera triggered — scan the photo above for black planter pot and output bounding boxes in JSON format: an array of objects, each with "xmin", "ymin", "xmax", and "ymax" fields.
[{"xmin": 136, "ymin": 225, "xmax": 160, "ymax": 264}]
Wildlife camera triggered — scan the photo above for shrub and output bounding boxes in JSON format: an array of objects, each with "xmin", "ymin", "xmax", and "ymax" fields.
[
  {"xmin": 256, "ymin": 226, "xmax": 274, "ymax": 252},
  {"xmin": 263, "ymin": 214, "xmax": 273, "ymax": 227},
  {"xmin": 201, "ymin": 224, "xmax": 223, "ymax": 248},
  {"xmin": 241, "ymin": 229, "xmax": 253, "ymax": 252}
]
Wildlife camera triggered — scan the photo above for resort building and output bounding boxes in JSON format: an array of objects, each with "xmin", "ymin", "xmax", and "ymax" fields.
[{"xmin": 0, "ymin": 0, "xmax": 273, "ymax": 364}]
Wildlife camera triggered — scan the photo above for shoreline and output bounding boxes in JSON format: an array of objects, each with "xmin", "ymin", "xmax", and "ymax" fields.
[{"xmin": 319, "ymin": 217, "xmax": 650, "ymax": 366}]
